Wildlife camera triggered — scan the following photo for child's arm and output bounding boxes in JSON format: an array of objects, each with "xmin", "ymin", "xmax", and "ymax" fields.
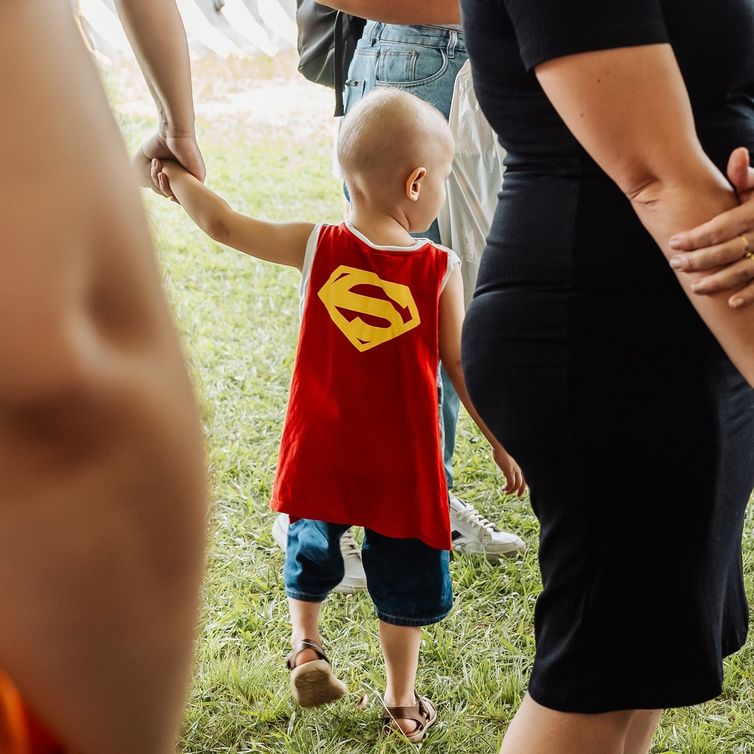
[
  {"xmin": 156, "ymin": 159, "xmax": 314, "ymax": 269},
  {"xmin": 438, "ymin": 267, "xmax": 527, "ymax": 496}
]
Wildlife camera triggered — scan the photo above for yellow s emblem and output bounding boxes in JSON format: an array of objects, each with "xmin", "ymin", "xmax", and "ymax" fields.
[{"xmin": 318, "ymin": 265, "xmax": 421, "ymax": 352}]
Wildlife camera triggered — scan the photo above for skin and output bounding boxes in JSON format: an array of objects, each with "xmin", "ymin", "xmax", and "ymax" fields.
[
  {"xmin": 114, "ymin": 0, "xmax": 206, "ymax": 194},
  {"xmin": 495, "ymin": 42, "xmax": 754, "ymax": 754},
  {"xmin": 149, "ymin": 110, "xmax": 527, "ymax": 733},
  {"xmin": 149, "ymin": 150, "xmax": 526, "ymax": 494},
  {"xmin": 328, "ymin": 0, "xmax": 754, "ymax": 312},
  {"xmin": 669, "ymin": 146, "xmax": 754, "ymax": 308},
  {"xmin": 501, "ymin": 698, "xmax": 662, "ymax": 754},
  {"xmin": 536, "ymin": 46, "xmax": 754, "ymax": 388},
  {"xmin": 0, "ymin": 2, "xmax": 207, "ymax": 753},
  {"xmin": 320, "ymin": 0, "xmax": 460, "ymax": 25}
]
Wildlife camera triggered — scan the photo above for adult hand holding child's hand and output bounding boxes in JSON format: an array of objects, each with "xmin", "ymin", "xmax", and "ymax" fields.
[
  {"xmin": 133, "ymin": 128, "xmax": 205, "ymax": 200},
  {"xmin": 143, "ymin": 128, "xmax": 205, "ymax": 186}
]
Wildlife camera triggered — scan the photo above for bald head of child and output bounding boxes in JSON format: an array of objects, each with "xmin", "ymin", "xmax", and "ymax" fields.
[{"xmin": 337, "ymin": 88, "xmax": 455, "ymax": 233}]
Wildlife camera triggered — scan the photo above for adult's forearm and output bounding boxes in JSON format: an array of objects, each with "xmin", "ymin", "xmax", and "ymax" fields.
[
  {"xmin": 0, "ymin": 3, "xmax": 207, "ymax": 752},
  {"xmin": 321, "ymin": 0, "xmax": 460, "ymax": 25},
  {"xmin": 632, "ymin": 172, "xmax": 754, "ymax": 385},
  {"xmin": 114, "ymin": 0, "xmax": 196, "ymax": 132},
  {"xmin": 0, "ymin": 369, "xmax": 207, "ymax": 754},
  {"xmin": 536, "ymin": 45, "xmax": 754, "ymax": 387}
]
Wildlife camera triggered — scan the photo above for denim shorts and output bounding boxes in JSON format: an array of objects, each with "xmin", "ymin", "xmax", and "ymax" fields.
[{"xmin": 285, "ymin": 519, "xmax": 453, "ymax": 627}]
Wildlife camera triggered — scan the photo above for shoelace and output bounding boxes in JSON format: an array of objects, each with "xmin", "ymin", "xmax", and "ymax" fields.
[
  {"xmin": 455, "ymin": 503, "xmax": 499, "ymax": 534},
  {"xmin": 340, "ymin": 529, "xmax": 361, "ymax": 560}
]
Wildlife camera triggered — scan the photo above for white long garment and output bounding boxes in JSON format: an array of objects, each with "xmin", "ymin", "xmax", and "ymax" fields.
[{"xmin": 437, "ymin": 60, "xmax": 507, "ymax": 306}]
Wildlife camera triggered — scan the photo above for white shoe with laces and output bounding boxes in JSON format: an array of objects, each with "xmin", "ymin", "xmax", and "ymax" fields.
[
  {"xmin": 449, "ymin": 495, "xmax": 526, "ymax": 560},
  {"xmin": 272, "ymin": 513, "xmax": 367, "ymax": 594}
]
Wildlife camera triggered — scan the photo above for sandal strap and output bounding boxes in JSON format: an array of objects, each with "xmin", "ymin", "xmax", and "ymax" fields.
[
  {"xmin": 285, "ymin": 639, "xmax": 329, "ymax": 670},
  {"xmin": 383, "ymin": 692, "xmax": 429, "ymax": 728}
]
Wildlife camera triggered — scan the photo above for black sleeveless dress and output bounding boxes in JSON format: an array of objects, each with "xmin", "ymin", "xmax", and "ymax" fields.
[{"xmin": 460, "ymin": 0, "xmax": 754, "ymax": 713}]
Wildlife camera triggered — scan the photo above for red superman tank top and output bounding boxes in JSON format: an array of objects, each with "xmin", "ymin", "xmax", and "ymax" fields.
[{"xmin": 271, "ymin": 223, "xmax": 459, "ymax": 551}]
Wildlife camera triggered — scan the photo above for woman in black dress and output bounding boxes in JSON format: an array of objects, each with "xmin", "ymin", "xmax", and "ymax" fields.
[{"xmin": 459, "ymin": 1, "xmax": 754, "ymax": 751}]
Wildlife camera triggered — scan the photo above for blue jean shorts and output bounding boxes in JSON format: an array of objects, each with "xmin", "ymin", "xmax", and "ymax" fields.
[{"xmin": 285, "ymin": 519, "xmax": 453, "ymax": 627}]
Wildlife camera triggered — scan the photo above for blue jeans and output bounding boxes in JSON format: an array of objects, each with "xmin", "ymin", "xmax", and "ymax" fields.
[
  {"xmin": 344, "ymin": 23, "xmax": 468, "ymax": 488},
  {"xmin": 285, "ymin": 519, "xmax": 453, "ymax": 627}
]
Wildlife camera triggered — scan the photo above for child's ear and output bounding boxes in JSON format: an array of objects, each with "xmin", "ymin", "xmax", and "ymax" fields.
[{"xmin": 405, "ymin": 167, "xmax": 427, "ymax": 202}]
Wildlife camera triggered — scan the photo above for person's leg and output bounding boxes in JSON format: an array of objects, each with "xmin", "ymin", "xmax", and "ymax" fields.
[
  {"xmin": 500, "ymin": 695, "xmax": 633, "ymax": 754},
  {"xmin": 284, "ymin": 519, "xmax": 348, "ymax": 656},
  {"xmin": 284, "ymin": 520, "xmax": 349, "ymax": 706},
  {"xmin": 379, "ymin": 622, "xmax": 422, "ymax": 733},
  {"xmin": 623, "ymin": 709, "xmax": 663, "ymax": 754},
  {"xmin": 438, "ymin": 363, "xmax": 462, "ymax": 487},
  {"xmin": 288, "ymin": 600, "xmax": 325, "ymax": 664},
  {"xmin": 362, "ymin": 528, "xmax": 452, "ymax": 737}
]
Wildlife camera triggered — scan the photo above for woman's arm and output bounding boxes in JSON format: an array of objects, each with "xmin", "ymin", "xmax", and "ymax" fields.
[
  {"xmin": 320, "ymin": 0, "xmax": 460, "ymax": 25},
  {"xmin": 114, "ymin": 0, "xmax": 195, "ymax": 136},
  {"xmin": 668, "ymin": 147, "xmax": 754, "ymax": 308},
  {"xmin": 114, "ymin": 0, "xmax": 205, "ymax": 185},
  {"xmin": 158, "ymin": 161, "xmax": 313, "ymax": 269},
  {"xmin": 535, "ymin": 44, "xmax": 754, "ymax": 386}
]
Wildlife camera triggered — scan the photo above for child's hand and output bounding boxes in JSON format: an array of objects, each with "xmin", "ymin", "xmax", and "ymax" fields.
[
  {"xmin": 151, "ymin": 159, "xmax": 182, "ymax": 203},
  {"xmin": 492, "ymin": 445, "xmax": 527, "ymax": 497}
]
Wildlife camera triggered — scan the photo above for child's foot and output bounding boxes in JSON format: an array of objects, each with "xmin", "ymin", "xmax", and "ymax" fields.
[
  {"xmin": 286, "ymin": 639, "xmax": 347, "ymax": 708},
  {"xmin": 382, "ymin": 692, "xmax": 438, "ymax": 743}
]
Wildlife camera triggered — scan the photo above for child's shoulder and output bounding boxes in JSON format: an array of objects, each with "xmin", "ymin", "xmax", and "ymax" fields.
[{"xmin": 431, "ymin": 242, "xmax": 462, "ymax": 275}]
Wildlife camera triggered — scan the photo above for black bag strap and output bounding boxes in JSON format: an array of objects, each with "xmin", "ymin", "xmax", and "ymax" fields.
[{"xmin": 333, "ymin": 12, "xmax": 346, "ymax": 117}]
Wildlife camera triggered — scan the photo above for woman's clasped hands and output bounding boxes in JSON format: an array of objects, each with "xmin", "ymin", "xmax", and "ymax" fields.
[{"xmin": 669, "ymin": 146, "xmax": 754, "ymax": 309}]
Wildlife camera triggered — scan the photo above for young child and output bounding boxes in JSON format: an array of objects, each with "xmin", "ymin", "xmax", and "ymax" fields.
[{"xmin": 146, "ymin": 88, "xmax": 525, "ymax": 742}]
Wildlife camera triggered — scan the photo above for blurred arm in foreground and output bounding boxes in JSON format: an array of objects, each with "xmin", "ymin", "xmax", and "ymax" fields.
[{"xmin": 0, "ymin": 2, "xmax": 207, "ymax": 753}]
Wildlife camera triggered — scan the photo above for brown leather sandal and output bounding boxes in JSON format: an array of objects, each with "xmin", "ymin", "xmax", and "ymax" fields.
[
  {"xmin": 286, "ymin": 639, "xmax": 347, "ymax": 708},
  {"xmin": 382, "ymin": 692, "xmax": 438, "ymax": 743}
]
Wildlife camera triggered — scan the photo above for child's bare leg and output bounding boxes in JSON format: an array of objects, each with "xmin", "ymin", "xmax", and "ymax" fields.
[
  {"xmin": 287, "ymin": 595, "xmax": 346, "ymax": 707},
  {"xmin": 380, "ymin": 621, "xmax": 422, "ymax": 733},
  {"xmin": 288, "ymin": 598, "xmax": 324, "ymax": 665}
]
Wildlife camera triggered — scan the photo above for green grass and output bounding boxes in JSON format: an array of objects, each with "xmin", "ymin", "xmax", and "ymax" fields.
[{"xmin": 115, "ymin": 79, "xmax": 754, "ymax": 754}]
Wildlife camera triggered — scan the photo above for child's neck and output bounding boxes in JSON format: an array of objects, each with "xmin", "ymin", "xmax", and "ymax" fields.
[{"xmin": 348, "ymin": 204, "xmax": 419, "ymax": 248}]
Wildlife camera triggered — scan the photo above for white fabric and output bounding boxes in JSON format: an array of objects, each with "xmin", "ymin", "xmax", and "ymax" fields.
[
  {"xmin": 437, "ymin": 60, "xmax": 506, "ymax": 306},
  {"xmin": 298, "ymin": 224, "xmax": 323, "ymax": 318},
  {"xmin": 221, "ymin": 0, "xmax": 278, "ymax": 56}
]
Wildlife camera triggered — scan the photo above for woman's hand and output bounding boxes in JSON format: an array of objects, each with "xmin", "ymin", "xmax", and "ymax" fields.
[
  {"xmin": 492, "ymin": 445, "xmax": 527, "ymax": 497},
  {"xmin": 668, "ymin": 147, "xmax": 754, "ymax": 308},
  {"xmin": 138, "ymin": 128, "xmax": 206, "ymax": 199}
]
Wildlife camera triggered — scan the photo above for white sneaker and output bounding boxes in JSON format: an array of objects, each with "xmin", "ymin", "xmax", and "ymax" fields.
[
  {"xmin": 272, "ymin": 513, "xmax": 367, "ymax": 594},
  {"xmin": 449, "ymin": 495, "xmax": 526, "ymax": 560}
]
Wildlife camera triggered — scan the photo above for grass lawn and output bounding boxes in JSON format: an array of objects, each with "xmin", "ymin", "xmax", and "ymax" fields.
[{"xmin": 113, "ymin": 60, "xmax": 754, "ymax": 754}]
